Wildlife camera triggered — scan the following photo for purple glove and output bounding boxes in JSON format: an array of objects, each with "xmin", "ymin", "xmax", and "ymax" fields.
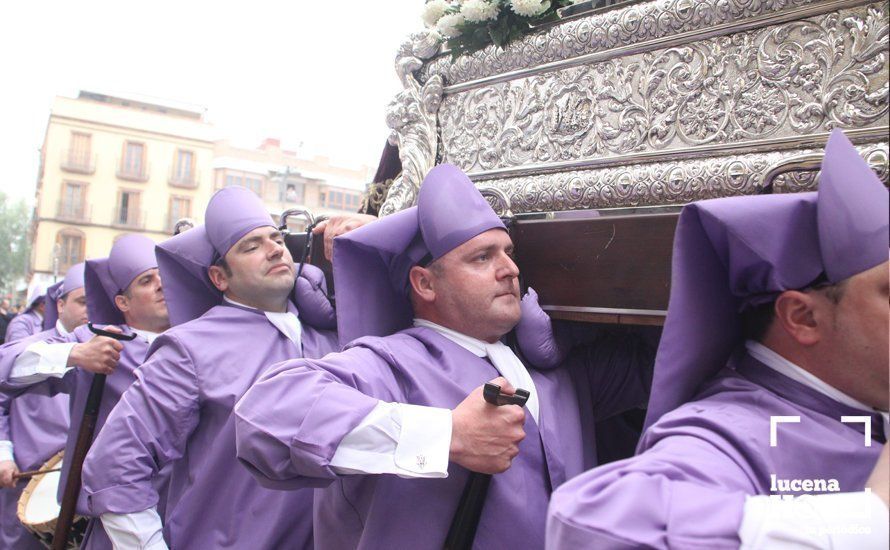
[
  {"xmin": 514, "ymin": 287, "xmax": 568, "ymax": 370},
  {"xmin": 293, "ymin": 264, "xmax": 336, "ymax": 330}
]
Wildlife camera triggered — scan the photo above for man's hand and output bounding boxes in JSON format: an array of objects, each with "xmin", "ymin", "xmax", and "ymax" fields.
[
  {"xmin": 449, "ymin": 377, "xmax": 526, "ymax": 474},
  {"xmin": 68, "ymin": 326, "xmax": 124, "ymax": 375},
  {"xmin": 312, "ymin": 213, "xmax": 376, "ymax": 261},
  {"xmin": 866, "ymin": 443, "xmax": 889, "ymax": 507},
  {"xmin": 0, "ymin": 460, "xmax": 18, "ymax": 488}
]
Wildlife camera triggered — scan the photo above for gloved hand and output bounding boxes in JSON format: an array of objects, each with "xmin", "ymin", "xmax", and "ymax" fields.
[
  {"xmin": 293, "ymin": 264, "xmax": 336, "ymax": 330},
  {"xmin": 514, "ymin": 288, "xmax": 568, "ymax": 370}
]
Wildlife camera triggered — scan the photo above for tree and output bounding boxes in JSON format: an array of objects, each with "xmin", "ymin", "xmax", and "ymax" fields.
[{"xmin": 0, "ymin": 192, "xmax": 32, "ymax": 295}]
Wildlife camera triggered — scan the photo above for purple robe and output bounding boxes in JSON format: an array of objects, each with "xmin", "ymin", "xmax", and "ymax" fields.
[
  {"xmin": 4, "ymin": 311, "xmax": 43, "ymax": 343},
  {"xmin": 0, "ymin": 323, "xmax": 155, "ymax": 550},
  {"xmin": 0, "ymin": 327, "xmax": 70, "ymax": 550},
  {"xmin": 81, "ymin": 302, "xmax": 338, "ymax": 549},
  {"xmin": 235, "ymin": 325, "xmax": 653, "ymax": 549},
  {"xmin": 546, "ymin": 353, "xmax": 885, "ymax": 549}
]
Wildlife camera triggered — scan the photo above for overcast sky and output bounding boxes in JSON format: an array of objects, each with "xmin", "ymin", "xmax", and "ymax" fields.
[{"xmin": 0, "ymin": 1, "xmax": 424, "ymax": 202}]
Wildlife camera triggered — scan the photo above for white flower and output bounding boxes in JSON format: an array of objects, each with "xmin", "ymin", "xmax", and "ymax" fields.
[
  {"xmin": 421, "ymin": 0, "xmax": 450, "ymax": 27},
  {"xmin": 461, "ymin": 0, "xmax": 499, "ymax": 22},
  {"xmin": 509, "ymin": 0, "xmax": 550, "ymax": 17},
  {"xmin": 436, "ymin": 12, "xmax": 466, "ymax": 38}
]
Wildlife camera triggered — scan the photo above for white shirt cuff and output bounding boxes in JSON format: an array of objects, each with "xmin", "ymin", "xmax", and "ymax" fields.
[
  {"xmin": 330, "ymin": 401, "xmax": 451, "ymax": 478},
  {"xmin": 740, "ymin": 491, "xmax": 890, "ymax": 549},
  {"xmin": 101, "ymin": 508, "xmax": 168, "ymax": 550},
  {"xmin": 0, "ymin": 441, "xmax": 14, "ymax": 463},
  {"xmin": 10, "ymin": 342, "xmax": 76, "ymax": 383}
]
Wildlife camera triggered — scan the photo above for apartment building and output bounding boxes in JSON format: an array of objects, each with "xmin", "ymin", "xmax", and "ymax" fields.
[{"xmin": 30, "ymin": 91, "xmax": 216, "ymax": 286}]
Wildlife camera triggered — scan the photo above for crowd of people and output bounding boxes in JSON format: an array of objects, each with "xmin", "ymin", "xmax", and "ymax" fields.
[{"xmin": 0, "ymin": 129, "xmax": 886, "ymax": 549}]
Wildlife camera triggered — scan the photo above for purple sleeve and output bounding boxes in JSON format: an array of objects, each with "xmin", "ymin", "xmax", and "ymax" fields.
[
  {"xmin": 546, "ymin": 433, "xmax": 751, "ymax": 549},
  {"xmin": 234, "ymin": 346, "xmax": 394, "ymax": 490},
  {"xmin": 82, "ymin": 333, "xmax": 200, "ymax": 515},
  {"xmin": 4, "ymin": 316, "xmax": 34, "ymax": 343},
  {"xmin": 0, "ymin": 329, "xmax": 78, "ymax": 398}
]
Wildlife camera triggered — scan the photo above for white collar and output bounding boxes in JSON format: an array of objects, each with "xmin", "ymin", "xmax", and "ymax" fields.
[
  {"xmin": 129, "ymin": 327, "xmax": 161, "ymax": 345},
  {"xmin": 55, "ymin": 319, "xmax": 70, "ymax": 336},
  {"xmin": 746, "ymin": 341, "xmax": 889, "ymax": 424},
  {"xmin": 223, "ymin": 296, "xmax": 302, "ymax": 349},
  {"xmin": 413, "ymin": 318, "xmax": 539, "ymax": 423},
  {"xmin": 413, "ymin": 319, "xmax": 490, "ymax": 357}
]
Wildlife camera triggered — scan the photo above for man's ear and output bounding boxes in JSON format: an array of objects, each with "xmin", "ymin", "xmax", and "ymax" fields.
[
  {"xmin": 773, "ymin": 290, "xmax": 822, "ymax": 346},
  {"xmin": 113, "ymin": 293, "xmax": 130, "ymax": 314},
  {"xmin": 408, "ymin": 266, "xmax": 436, "ymax": 304},
  {"xmin": 207, "ymin": 265, "xmax": 229, "ymax": 292}
]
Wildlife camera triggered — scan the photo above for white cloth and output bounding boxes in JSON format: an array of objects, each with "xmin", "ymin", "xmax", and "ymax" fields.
[
  {"xmin": 55, "ymin": 319, "xmax": 71, "ymax": 337},
  {"xmin": 101, "ymin": 508, "xmax": 168, "ymax": 550},
  {"xmin": 414, "ymin": 318, "xmax": 539, "ymax": 423},
  {"xmin": 223, "ymin": 296, "xmax": 302, "ymax": 348},
  {"xmin": 738, "ymin": 341, "xmax": 890, "ymax": 549},
  {"xmin": 0, "ymin": 321, "xmax": 73, "ymax": 464},
  {"xmin": 740, "ymin": 491, "xmax": 889, "ymax": 549},
  {"xmin": 330, "ymin": 402, "xmax": 452, "ymax": 478},
  {"xmin": 327, "ymin": 319, "xmax": 540, "ymax": 479},
  {"xmin": 9, "ymin": 325, "xmax": 157, "ymax": 385},
  {"xmin": 746, "ymin": 341, "xmax": 890, "ymax": 437},
  {"xmin": 0, "ymin": 441, "xmax": 13, "ymax": 463}
]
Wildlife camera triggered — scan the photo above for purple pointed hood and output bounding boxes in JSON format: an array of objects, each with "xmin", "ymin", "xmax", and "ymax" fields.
[
  {"xmin": 84, "ymin": 235, "xmax": 158, "ymax": 325},
  {"xmin": 156, "ymin": 186, "xmax": 274, "ymax": 327},
  {"xmin": 333, "ymin": 164, "xmax": 505, "ymax": 346},
  {"xmin": 43, "ymin": 262, "xmax": 86, "ymax": 330},
  {"xmin": 645, "ymin": 130, "xmax": 889, "ymax": 429}
]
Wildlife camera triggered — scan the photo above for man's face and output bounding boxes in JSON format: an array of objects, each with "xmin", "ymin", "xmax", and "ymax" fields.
[
  {"xmin": 115, "ymin": 268, "xmax": 170, "ymax": 332},
  {"xmin": 422, "ymin": 229, "xmax": 520, "ymax": 342},
  {"xmin": 57, "ymin": 287, "xmax": 88, "ymax": 333},
  {"xmin": 0, "ymin": 299, "xmax": 8, "ymax": 310},
  {"xmin": 817, "ymin": 260, "xmax": 889, "ymax": 409},
  {"xmin": 212, "ymin": 226, "xmax": 296, "ymax": 309}
]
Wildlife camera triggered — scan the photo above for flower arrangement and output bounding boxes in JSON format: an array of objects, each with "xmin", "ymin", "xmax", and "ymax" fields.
[{"xmin": 422, "ymin": 0, "xmax": 579, "ymax": 58}]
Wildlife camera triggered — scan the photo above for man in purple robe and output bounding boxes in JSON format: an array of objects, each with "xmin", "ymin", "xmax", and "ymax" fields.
[
  {"xmin": 234, "ymin": 164, "xmax": 656, "ymax": 549},
  {"xmin": 0, "ymin": 234, "xmax": 171, "ymax": 550},
  {"xmin": 546, "ymin": 129, "xmax": 889, "ymax": 549},
  {"xmin": 4, "ymin": 284, "xmax": 49, "ymax": 342},
  {"xmin": 80, "ymin": 187, "xmax": 377, "ymax": 549},
  {"xmin": 0, "ymin": 265, "xmax": 84, "ymax": 549}
]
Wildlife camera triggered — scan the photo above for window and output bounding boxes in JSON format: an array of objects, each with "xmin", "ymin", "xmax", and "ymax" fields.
[
  {"xmin": 223, "ymin": 172, "xmax": 263, "ymax": 196},
  {"xmin": 56, "ymin": 229, "xmax": 85, "ymax": 272},
  {"xmin": 244, "ymin": 177, "xmax": 263, "ymax": 196},
  {"xmin": 119, "ymin": 141, "xmax": 147, "ymax": 181},
  {"xmin": 172, "ymin": 149, "xmax": 195, "ymax": 185},
  {"xmin": 115, "ymin": 190, "xmax": 141, "ymax": 227},
  {"xmin": 58, "ymin": 181, "xmax": 87, "ymax": 220},
  {"xmin": 168, "ymin": 196, "xmax": 192, "ymax": 230},
  {"xmin": 281, "ymin": 182, "xmax": 304, "ymax": 203},
  {"xmin": 63, "ymin": 132, "xmax": 93, "ymax": 173}
]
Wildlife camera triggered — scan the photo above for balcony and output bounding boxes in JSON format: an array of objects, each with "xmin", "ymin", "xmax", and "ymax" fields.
[
  {"xmin": 111, "ymin": 207, "xmax": 146, "ymax": 229},
  {"xmin": 168, "ymin": 169, "xmax": 200, "ymax": 189},
  {"xmin": 55, "ymin": 201, "xmax": 91, "ymax": 223},
  {"xmin": 116, "ymin": 161, "xmax": 150, "ymax": 183},
  {"xmin": 60, "ymin": 151, "xmax": 96, "ymax": 175}
]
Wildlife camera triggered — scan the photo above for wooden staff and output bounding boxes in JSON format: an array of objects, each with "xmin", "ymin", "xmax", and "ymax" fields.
[
  {"xmin": 52, "ymin": 324, "xmax": 136, "ymax": 550},
  {"xmin": 444, "ymin": 383, "xmax": 529, "ymax": 550},
  {"xmin": 13, "ymin": 467, "xmax": 61, "ymax": 480}
]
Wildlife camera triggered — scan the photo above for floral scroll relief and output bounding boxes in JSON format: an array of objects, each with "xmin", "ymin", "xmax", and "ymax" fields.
[
  {"xmin": 438, "ymin": 2, "xmax": 889, "ymax": 173},
  {"xmin": 381, "ymin": 31, "xmax": 444, "ymax": 216},
  {"xmin": 421, "ymin": 0, "xmax": 825, "ymax": 86},
  {"xmin": 474, "ymin": 143, "xmax": 889, "ymax": 213}
]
